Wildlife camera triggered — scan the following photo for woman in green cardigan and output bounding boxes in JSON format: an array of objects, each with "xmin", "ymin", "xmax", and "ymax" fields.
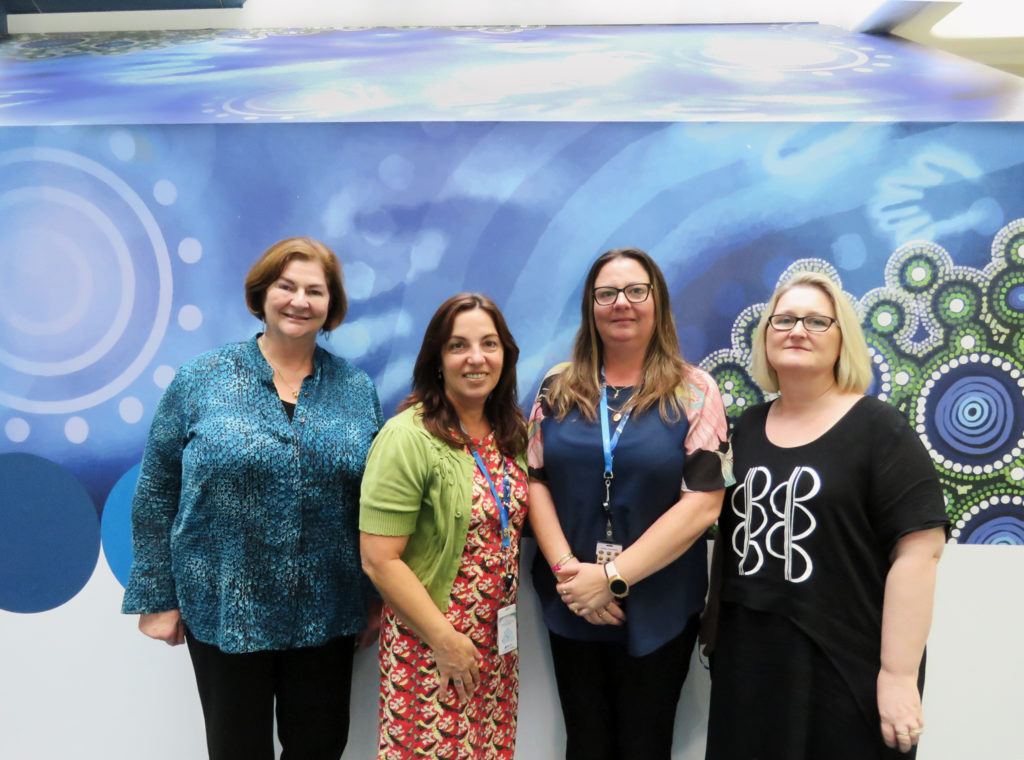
[{"xmin": 360, "ymin": 292, "xmax": 529, "ymax": 760}]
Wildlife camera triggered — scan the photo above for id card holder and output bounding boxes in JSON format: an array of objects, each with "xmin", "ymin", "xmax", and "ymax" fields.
[
  {"xmin": 497, "ymin": 604, "xmax": 518, "ymax": 655},
  {"xmin": 595, "ymin": 541, "xmax": 623, "ymax": 565}
]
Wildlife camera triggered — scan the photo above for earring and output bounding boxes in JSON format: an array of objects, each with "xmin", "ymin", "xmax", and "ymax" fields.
[{"xmin": 437, "ymin": 369, "xmax": 443, "ymax": 379}]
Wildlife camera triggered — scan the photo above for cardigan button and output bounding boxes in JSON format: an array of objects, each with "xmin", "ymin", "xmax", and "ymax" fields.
[{"xmin": 455, "ymin": 511, "xmax": 463, "ymax": 518}]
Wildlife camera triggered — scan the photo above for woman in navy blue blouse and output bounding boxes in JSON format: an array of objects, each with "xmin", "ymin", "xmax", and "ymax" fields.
[
  {"xmin": 527, "ymin": 247, "xmax": 733, "ymax": 760},
  {"xmin": 122, "ymin": 237, "xmax": 382, "ymax": 760}
]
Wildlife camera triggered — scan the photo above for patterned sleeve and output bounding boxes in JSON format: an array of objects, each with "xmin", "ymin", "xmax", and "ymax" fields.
[
  {"xmin": 526, "ymin": 390, "xmax": 549, "ymax": 482},
  {"xmin": 680, "ymin": 368, "xmax": 735, "ymax": 493},
  {"xmin": 121, "ymin": 368, "xmax": 191, "ymax": 614},
  {"xmin": 527, "ymin": 365, "xmax": 566, "ymax": 483}
]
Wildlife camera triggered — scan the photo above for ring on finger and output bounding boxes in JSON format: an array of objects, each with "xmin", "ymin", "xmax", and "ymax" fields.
[
  {"xmin": 909, "ymin": 729, "xmax": 923, "ymax": 736},
  {"xmin": 896, "ymin": 732, "xmax": 910, "ymax": 739}
]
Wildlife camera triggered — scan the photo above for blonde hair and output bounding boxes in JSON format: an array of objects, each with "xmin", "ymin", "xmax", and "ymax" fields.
[
  {"xmin": 546, "ymin": 248, "xmax": 693, "ymax": 422},
  {"xmin": 750, "ymin": 271, "xmax": 872, "ymax": 394},
  {"xmin": 244, "ymin": 237, "xmax": 347, "ymax": 332}
]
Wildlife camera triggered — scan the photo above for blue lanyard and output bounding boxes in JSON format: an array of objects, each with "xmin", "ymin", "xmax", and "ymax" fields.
[
  {"xmin": 599, "ymin": 384, "xmax": 632, "ymax": 477},
  {"xmin": 470, "ymin": 448, "xmax": 512, "ymax": 550},
  {"xmin": 598, "ymin": 374, "xmax": 632, "ymax": 541}
]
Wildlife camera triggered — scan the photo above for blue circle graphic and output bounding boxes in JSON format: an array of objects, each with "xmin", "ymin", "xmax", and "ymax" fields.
[
  {"xmin": 960, "ymin": 511, "xmax": 1024, "ymax": 546},
  {"xmin": 1008, "ymin": 284, "xmax": 1024, "ymax": 312},
  {"xmin": 934, "ymin": 376, "xmax": 1014, "ymax": 456},
  {"xmin": 924, "ymin": 363, "xmax": 1024, "ymax": 465},
  {"xmin": 0, "ymin": 453, "xmax": 100, "ymax": 612},
  {"xmin": 101, "ymin": 462, "xmax": 140, "ymax": 589}
]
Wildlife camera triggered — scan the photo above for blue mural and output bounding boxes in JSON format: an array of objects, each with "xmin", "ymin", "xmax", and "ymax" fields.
[
  {"xmin": 1, "ymin": 118, "xmax": 1023, "ymax": 612},
  {"xmin": 2, "ymin": 25, "xmax": 1024, "ymax": 125}
]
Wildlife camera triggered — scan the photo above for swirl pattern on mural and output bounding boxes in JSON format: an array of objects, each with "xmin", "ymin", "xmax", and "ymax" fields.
[{"xmin": 699, "ymin": 219, "xmax": 1024, "ymax": 545}]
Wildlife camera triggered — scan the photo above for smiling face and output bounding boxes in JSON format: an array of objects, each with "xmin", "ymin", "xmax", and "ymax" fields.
[
  {"xmin": 262, "ymin": 257, "xmax": 330, "ymax": 343},
  {"xmin": 765, "ymin": 284, "xmax": 842, "ymax": 381},
  {"xmin": 592, "ymin": 256, "xmax": 656, "ymax": 350},
  {"xmin": 441, "ymin": 307, "xmax": 504, "ymax": 414}
]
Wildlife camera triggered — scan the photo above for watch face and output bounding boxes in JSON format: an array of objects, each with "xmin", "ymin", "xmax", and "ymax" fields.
[{"xmin": 610, "ymin": 577, "xmax": 628, "ymax": 596}]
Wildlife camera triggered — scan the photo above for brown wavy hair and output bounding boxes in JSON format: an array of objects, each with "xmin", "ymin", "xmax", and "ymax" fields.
[
  {"xmin": 244, "ymin": 237, "xmax": 347, "ymax": 332},
  {"xmin": 546, "ymin": 247, "xmax": 693, "ymax": 421},
  {"xmin": 399, "ymin": 293, "xmax": 528, "ymax": 456}
]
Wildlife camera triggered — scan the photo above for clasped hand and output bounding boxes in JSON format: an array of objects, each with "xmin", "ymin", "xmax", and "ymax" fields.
[{"xmin": 555, "ymin": 560, "xmax": 625, "ymax": 626}]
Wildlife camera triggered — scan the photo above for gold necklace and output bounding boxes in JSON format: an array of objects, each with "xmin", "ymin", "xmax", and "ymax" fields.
[{"xmin": 258, "ymin": 337, "xmax": 304, "ymax": 400}]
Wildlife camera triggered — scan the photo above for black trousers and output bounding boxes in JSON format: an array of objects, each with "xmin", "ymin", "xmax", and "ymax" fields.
[
  {"xmin": 185, "ymin": 630, "xmax": 355, "ymax": 760},
  {"xmin": 548, "ymin": 615, "xmax": 701, "ymax": 760}
]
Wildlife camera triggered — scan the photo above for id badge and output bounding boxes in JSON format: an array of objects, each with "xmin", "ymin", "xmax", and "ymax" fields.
[
  {"xmin": 497, "ymin": 604, "xmax": 518, "ymax": 655},
  {"xmin": 595, "ymin": 541, "xmax": 623, "ymax": 565}
]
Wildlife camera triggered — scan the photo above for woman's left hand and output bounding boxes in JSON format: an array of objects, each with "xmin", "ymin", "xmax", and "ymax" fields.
[
  {"xmin": 877, "ymin": 668, "xmax": 924, "ymax": 753},
  {"xmin": 556, "ymin": 562, "xmax": 614, "ymax": 618}
]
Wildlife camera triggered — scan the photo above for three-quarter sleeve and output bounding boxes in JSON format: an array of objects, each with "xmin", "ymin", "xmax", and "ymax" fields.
[
  {"xmin": 121, "ymin": 372, "xmax": 190, "ymax": 614},
  {"xmin": 680, "ymin": 368, "xmax": 735, "ymax": 493}
]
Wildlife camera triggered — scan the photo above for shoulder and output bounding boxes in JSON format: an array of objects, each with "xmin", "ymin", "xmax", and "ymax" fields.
[
  {"xmin": 539, "ymin": 362, "xmax": 571, "ymax": 389},
  {"xmin": 733, "ymin": 400, "xmax": 771, "ymax": 433},
  {"xmin": 848, "ymin": 396, "xmax": 922, "ymax": 450},
  {"xmin": 378, "ymin": 406, "xmax": 433, "ymax": 445},
  {"xmin": 681, "ymin": 366, "xmax": 717, "ymax": 395},
  {"xmin": 173, "ymin": 340, "xmax": 253, "ymax": 385},
  {"xmin": 850, "ymin": 395, "xmax": 910, "ymax": 431},
  {"xmin": 315, "ymin": 348, "xmax": 377, "ymax": 391}
]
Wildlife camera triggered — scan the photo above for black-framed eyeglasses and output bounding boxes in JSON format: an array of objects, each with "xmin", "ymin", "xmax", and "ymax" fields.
[
  {"xmin": 593, "ymin": 282, "xmax": 652, "ymax": 306},
  {"xmin": 768, "ymin": 314, "xmax": 838, "ymax": 332}
]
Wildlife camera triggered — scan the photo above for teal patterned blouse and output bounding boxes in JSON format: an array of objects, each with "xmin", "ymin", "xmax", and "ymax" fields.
[{"xmin": 122, "ymin": 335, "xmax": 383, "ymax": 654}]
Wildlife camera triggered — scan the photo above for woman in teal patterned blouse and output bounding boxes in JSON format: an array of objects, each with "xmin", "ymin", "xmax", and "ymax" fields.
[{"xmin": 122, "ymin": 237, "xmax": 382, "ymax": 760}]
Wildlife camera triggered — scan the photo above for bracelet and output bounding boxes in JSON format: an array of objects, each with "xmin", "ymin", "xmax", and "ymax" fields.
[{"xmin": 551, "ymin": 552, "xmax": 575, "ymax": 572}]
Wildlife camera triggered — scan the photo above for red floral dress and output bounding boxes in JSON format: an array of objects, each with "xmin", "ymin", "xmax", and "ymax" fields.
[{"xmin": 377, "ymin": 434, "xmax": 528, "ymax": 760}]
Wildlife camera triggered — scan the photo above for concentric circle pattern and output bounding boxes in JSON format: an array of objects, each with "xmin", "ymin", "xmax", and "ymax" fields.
[
  {"xmin": 0, "ymin": 147, "xmax": 173, "ymax": 415},
  {"xmin": 926, "ymin": 365, "xmax": 1022, "ymax": 463}
]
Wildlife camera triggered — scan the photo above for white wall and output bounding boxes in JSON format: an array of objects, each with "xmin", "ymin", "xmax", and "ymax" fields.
[{"xmin": 1, "ymin": 541, "xmax": 1020, "ymax": 759}]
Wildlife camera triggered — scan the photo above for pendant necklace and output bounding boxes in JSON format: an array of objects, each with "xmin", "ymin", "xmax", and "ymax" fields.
[{"xmin": 259, "ymin": 336, "xmax": 303, "ymax": 400}]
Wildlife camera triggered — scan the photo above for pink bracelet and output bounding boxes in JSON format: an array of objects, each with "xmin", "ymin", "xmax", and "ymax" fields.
[{"xmin": 551, "ymin": 552, "xmax": 575, "ymax": 573}]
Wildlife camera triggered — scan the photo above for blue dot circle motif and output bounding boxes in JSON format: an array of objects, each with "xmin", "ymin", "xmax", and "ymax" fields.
[
  {"xmin": 926, "ymin": 364, "xmax": 1024, "ymax": 465},
  {"xmin": 960, "ymin": 510, "xmax": 1024, "ymax": 546},
  {"xmin": 0, "ymin": 453, "xmax": 100, "ymax": 613},
  {"xmin": 1008, "ymin": 284, "xmax": 1024, "ymax": 312},
  {"xmin": 101, "ymin": 463, "xmax": 141, "ymax": 589}
]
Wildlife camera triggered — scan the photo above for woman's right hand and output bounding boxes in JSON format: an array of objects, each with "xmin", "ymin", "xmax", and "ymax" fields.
[
  {"xmin": 138, "ymin": 609, "xmax": 185, "ymax": 646},
  {"xmin": 432, "ymin": 629, "xmax": 483, "ymax": 704}
]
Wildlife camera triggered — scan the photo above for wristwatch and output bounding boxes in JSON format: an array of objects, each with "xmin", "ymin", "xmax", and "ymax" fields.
[{"xmin": 605, "ymin": 560, "xmax": 630, "ymax": 598}]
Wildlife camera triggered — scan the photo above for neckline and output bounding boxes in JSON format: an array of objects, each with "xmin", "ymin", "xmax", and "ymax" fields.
[{"xmin": 761, "ymin": 395, "xmax": 868, "ymax": 450}]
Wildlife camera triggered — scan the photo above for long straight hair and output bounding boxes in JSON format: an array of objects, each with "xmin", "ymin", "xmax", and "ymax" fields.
[
  {"xmin": 399, "ymin": 293, "xmax": 528, "ymax": 456},
  {"xmin": 546, "ymin": 248, "xmax": 693, "ymax": 421}
]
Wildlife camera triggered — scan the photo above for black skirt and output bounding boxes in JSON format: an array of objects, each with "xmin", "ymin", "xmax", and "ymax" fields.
[{"xmin": 706, "ymin": 604, "xmax": 915, "ymax": 760}]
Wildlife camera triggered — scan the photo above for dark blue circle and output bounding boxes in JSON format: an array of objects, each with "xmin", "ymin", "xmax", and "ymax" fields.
[
  {"xmin": 1008, "ymin": 284, "xmax": 1024, "ymax": 312},
  {"xmin": 960, "ymin": 509, "xmax": 1024, "ymax": 546},
  {"xmin": 101, "ymin": 463, "xmax": 141, "ymax": 589},
  {"xmin": 0, "ymin": 453, "xmax": 100, "ymax": 613},
  {"xmin": 924, "ymin": 363, "xmax": 1024, "ymax": 465}
]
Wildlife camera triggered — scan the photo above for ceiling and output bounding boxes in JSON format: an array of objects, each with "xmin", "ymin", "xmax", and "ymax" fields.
[{"xmin": 2, "ymin": 0, "xmax": 1021, "ymax": 76}]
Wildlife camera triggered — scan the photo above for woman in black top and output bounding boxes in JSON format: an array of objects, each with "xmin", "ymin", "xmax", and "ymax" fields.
[{"xmin": 706, "ymin": 272, "xmax": 948, "ymax": 759}]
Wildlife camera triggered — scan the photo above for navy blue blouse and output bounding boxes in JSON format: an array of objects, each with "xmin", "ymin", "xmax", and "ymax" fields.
[{"xmin": 528, "ymin": 364, "xmax": 733, "ymax": 656}]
